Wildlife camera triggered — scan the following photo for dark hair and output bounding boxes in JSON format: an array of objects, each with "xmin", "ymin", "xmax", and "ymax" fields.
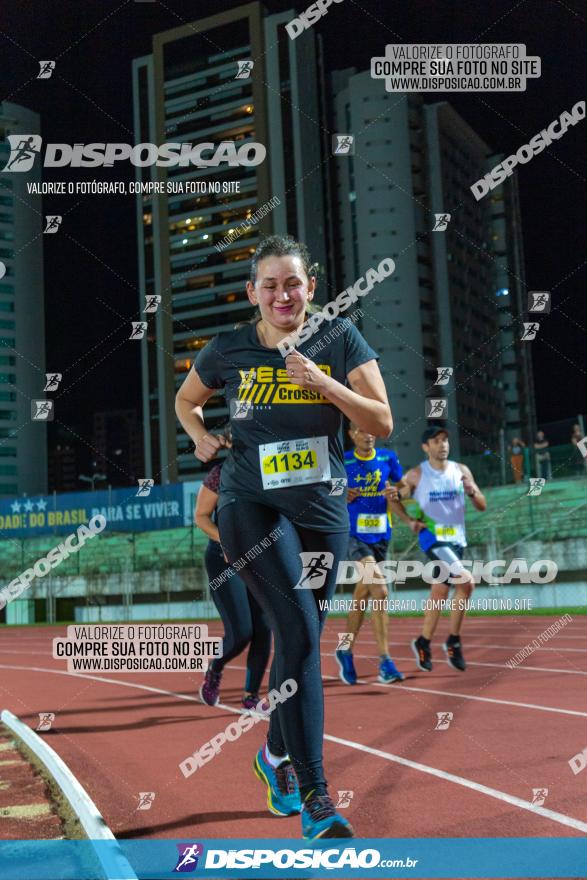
[
  {"xmin": 244, "ymin": 234, "xmax": 321, "ymax": 325},
  {"xmin": 249, "ymin": 234, "xmax": 316, "ymax": 283}
]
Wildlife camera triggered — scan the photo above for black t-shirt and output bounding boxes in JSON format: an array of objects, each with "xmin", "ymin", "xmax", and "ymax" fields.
[{"xmin": 194, "ymin": 317, "xmax": 378, "ymax": 532}]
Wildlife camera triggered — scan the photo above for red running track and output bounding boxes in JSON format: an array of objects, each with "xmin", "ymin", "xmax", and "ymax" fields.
[{"xmin": 1, "ymin": 615, "xmax": 586, "ymax": 845}]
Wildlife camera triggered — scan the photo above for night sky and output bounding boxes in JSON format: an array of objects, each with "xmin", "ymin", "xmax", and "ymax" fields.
[{"xmin": 1, "ymin": 0, "xmax": 585, "ymax": 456}]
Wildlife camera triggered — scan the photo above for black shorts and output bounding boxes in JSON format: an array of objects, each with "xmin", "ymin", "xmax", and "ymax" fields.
[{"xmin": 348, "ymin": 535, "xmax": 389, "ymax": 564}]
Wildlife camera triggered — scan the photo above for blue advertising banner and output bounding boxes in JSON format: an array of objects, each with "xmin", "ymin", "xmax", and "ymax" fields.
[
  {"xmin": 0, "ymin": 838, "xmax": 586, "ymax": 879},
  {"xmin": 0, "ymin": 482, "xmax": 201, "ymax": 538}
]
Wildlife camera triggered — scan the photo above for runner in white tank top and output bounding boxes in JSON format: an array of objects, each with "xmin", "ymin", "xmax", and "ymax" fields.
[
  {"xmin": 413, "ymin": 459, "xmax": 467, "ymax": 548},
  {"xmin": 390, "ymin": 426, "xmax": 487, "ymax": 673}
]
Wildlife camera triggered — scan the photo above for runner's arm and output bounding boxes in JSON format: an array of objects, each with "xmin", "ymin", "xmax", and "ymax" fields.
[
  {"xmin": 175, "ymin": 368, "xmax": 227, "ymax": 462},
  {"xmin": 459, "ymin": 463, "xmax": 487, "ymax": 511},
  {"xmin": 284, "ymin": 353, "xmax": 392, "ymax": 436},
  {"xmin": 388, "ymin": 469, "xmax": 425, "ymax": 532},
  {"xmin": 194, "ymin": 484, "xmax": 220, "ymax": 542}
]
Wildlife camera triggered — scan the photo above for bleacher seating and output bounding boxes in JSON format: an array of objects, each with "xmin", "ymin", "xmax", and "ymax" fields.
[{"xmin": 1, "ymin": 477, "xmax": 585, "ymax": 580}]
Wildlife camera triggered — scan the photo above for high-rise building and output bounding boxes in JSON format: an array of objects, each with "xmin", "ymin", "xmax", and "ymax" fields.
[
  {"xmin": 48, "ymin": 442, "xmax": 78, "ymax": 494},
  {"xmin": 133, "ymin": 2, "xmax": 332, "ymax": 482},
  {"xmin": 331, "ymin": 70, "xmax": 535, "ymax": 463},
  {"xmin": 0, "ymin": 102, "xmax": 47, "ymax": 497},
  {"xmin": 92, "ymin": 409, "xmax": 144, "ymax": 487},
  {"xmin": 425, "ymin": 102, "xmax": 535, "ymax": 452}
]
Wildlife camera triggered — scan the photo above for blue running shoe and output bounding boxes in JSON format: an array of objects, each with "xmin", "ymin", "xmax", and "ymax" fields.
[
  {"xmin": 301, "ymin": 792, "xmax": 354, "ymax": 839},
  {"xmin": 335, "ymin": 650, "xmax": 357, "ymax": 685},
  {"xmin": 253, "ymin": 748, "xmax": 302, "ymax": 816},
  {"xmin": 378, "ymin": 656, "xmax": 405, "ymax": 683}
]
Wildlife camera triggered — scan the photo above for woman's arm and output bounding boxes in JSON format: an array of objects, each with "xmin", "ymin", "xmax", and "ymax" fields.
[
  {"xmin": 175, "ymin": 368, "xmax": 227, "ymax": 463},
  {"xmin": 194, "ymin": 484, "xmax": 220, "ymax": 542},
  {"xmin": 284, "ymin": 353, "xmax": 392, "ymax": 437}
]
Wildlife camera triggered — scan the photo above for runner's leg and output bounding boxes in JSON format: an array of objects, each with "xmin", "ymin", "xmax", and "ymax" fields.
[
  {"xmin": 205, "ymin": 541, "xmax": 254, "ymax": 672},
  {"xmin": 345, "ymin": 579, "xmax": 369, "ymax": 643},
  {"xmin": 243, "ymin": 590, "xmax": 272, "ymax": 696},
  {"xmin": 218, "ymin": 499, "xmax": 347, "ymax": 798},
  {"xmin": 422, "ymin": 582, "xmax": 450, "ymax": 639}
]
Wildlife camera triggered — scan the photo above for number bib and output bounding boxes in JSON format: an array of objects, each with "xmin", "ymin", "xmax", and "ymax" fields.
[
  {"xmin": 435, "ymin": 524, "xmax": 457, "ymax": 541},
  {"xmin": 259, "ymin": 436, "xmax": 331, "ymax": 490},
  {"xmin": 356, "ymin": 513, "xmax": 388, "ymax": 534}
]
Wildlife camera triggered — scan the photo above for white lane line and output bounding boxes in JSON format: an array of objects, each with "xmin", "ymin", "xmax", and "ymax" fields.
[
  {"xmin": 200, "ymin": 664, "xmax": 587, "ymax": 718},
  {"xmin": 322, "ymin": 732, "xmax": 587, "ymax": 835},
  {"xmin": 5, "ymin": 647, "xmax": 587, "ymax": 677},
  {"xmin": 0, "ymin": 664, "xmax": 199, "ymax": 701},
  {"xmin": 369, "ymin": 683, "xmax": 587, "ymax": 718},
  {"xmin": 0, "ymin": 653, "xmax": 587, "ymax": 718},
  {"xmin": 1, "ymin": 663, "xmax": 586, "ymax": 836},
  {"xmin": 322, "ymin": 636, "xmax": 587, "ymax": 654},
  {"xmin": 454, "ymin": 659, "xmax": 587, "ymax": 675},
  {"xmin": 324, "ymin": 651, "xmax": 587, "ymax": 676},
  {"xmin": 0, "ymin": 708, "xmax": 137, "ymax": 879}
]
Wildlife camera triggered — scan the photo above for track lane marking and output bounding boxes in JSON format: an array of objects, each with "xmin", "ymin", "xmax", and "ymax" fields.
[{"xmin": 1, "ymin": 663, "xmax": 587, "ymax": 835}]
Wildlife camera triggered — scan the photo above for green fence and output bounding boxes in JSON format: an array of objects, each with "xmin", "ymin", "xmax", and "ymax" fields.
[
  {"xmin": 1, "ymin": 476, "xmax": 585, "ymax": 582},
  {"xmin": 460, "ymin": 442, "xmax": 587, "ymax": 489},
  {"xmin": 390, "ymin": 475, "xmax": 587, "ymax": 555}
]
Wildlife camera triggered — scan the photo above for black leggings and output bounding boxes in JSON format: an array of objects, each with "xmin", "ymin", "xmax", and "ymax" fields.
[
  {"xmin": 205, "ymin": 540, "xmax": 272, "ymax": 695},
  {"xmin": 218, "ymin": 499, "xmax": 347, "ymax": 799}
]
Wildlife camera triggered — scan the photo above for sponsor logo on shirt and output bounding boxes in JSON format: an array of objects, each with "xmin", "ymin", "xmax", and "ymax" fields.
[
  {"xmin": 428, "ymin": 489, "xmax": 460, "ymax": 502},
  {"xmin": 237, "ymin": 365, "xmax": 332, "ymax": 404},
  {"xmin": 353, "ymin": 468, "xmax": 383, "ymax": 496}
]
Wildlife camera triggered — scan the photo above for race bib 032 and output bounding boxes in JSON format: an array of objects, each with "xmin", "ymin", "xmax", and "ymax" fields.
[{"xmin": 356, "ymin": 513, "xmax": 388, "ymax": 534}]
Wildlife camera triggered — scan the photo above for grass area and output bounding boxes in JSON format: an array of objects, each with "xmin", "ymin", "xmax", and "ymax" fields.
[
  {"xmin": 2, "ymin": 606, "xmax": 587, "ymax": 628},
  {"xmin": 320, "ymin": 607, "xmax": 587, "ymax": 618}
]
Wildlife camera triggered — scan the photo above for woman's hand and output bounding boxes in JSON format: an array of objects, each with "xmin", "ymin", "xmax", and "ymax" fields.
[
  {"xmin": 194, "ymin": 433, "xmax": 226, "ymax": 464},
  {"xmin": 284, "ymin": 351, "xmax": 328, "ymax": 392}
]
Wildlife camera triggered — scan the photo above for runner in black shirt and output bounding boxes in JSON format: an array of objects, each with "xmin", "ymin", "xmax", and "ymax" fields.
[{"xmin": 176, "ymin": 235, "xmax": 393, "ymax": 839}]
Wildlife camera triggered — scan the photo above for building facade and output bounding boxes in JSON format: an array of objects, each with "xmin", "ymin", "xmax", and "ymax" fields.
[
  {"xmin": 92, "ymin": 409, "xmax": 144, "ymax": 487},
  {"xmin": 133, "ymin": 2, "xmax": 332, "ymax": 482},
  {"xmin": 331, "ymin": 70, "xmax": 535, "ymax": 464},
  {"xmin": 0, "ymin": 102, "xmax": 47, "ymax": 497}
]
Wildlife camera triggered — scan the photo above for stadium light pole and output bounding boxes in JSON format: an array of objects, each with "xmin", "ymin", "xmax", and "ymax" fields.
[{"xmin": 78, "ymin": 472, "xmax": 107, "ymax": 491}]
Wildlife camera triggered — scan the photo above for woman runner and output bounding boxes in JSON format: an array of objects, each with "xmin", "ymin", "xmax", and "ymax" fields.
[
  {"xmin": 176, "ymin": 235, "xmax": 393, "ymax": 839},
  {"xmin": 195, "ymin": 424, "xmax": 272, "ymax": 710}
]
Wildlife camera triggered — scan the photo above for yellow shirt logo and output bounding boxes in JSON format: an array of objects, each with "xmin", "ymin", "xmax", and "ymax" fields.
[{"xmin": 237, "ymin": 365, "xmax": 332, "ymax": 404}]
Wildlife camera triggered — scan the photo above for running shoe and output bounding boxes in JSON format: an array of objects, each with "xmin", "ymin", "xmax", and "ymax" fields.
[
  {"xmin": 242, "ymin": 693, "xmax": 270, "ymax": 713},
  {"xmin": 253, "ymin": 748, "xmax": 302, "ymax": 817},
  {"xmin": 411, "ymin": 636, "xmax": 433, "ymax": 672},
  {"xmin": 378, "ymin": 657, "xmax": 405, "ymax": 683},
  {"xmin": 199, "ymin": 667, "xmax": 222, "ymax": 706},
  {"xmin": 335, "ymin": 650, "xmax": 357, "ymax": 685},
  {"xmin": 301, "ymin": 791, "xmax": 354, "ymax": 839},
  {"xmin": 444, "ymin": 638, "xmax": 466, "ymax": 671}
]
